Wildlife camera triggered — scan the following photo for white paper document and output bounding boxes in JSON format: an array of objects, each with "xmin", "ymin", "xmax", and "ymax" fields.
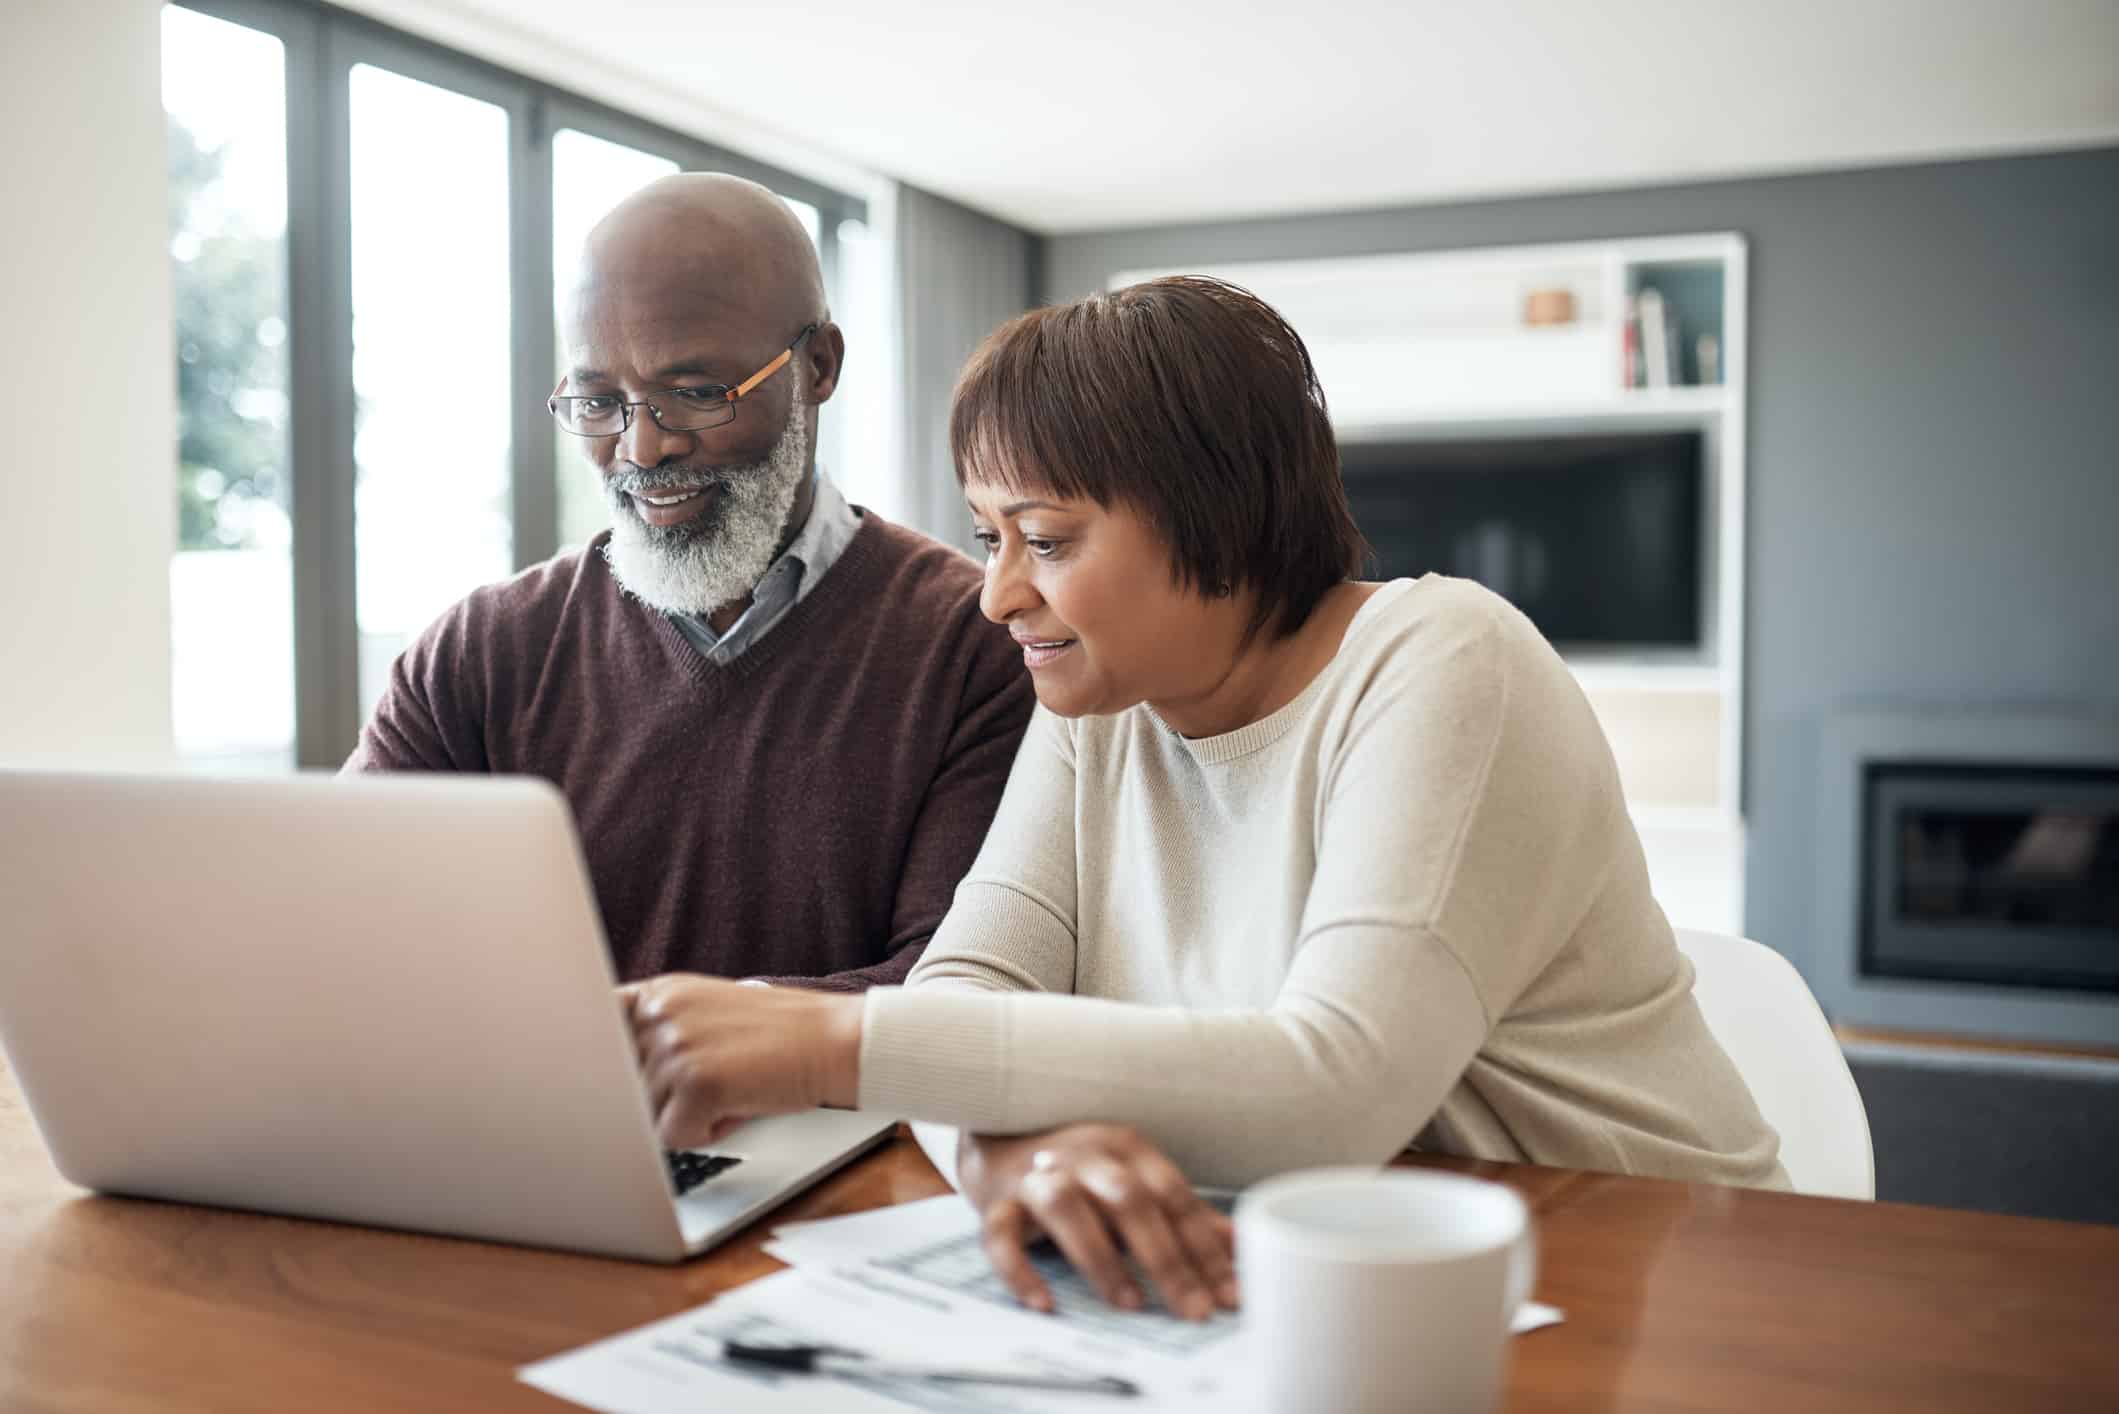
[
  {"xmin": 521, "ymin": 1262, "xmax": 1237, "ymax": 1412},
  {"xmin": 768, "ymin": 1197, "xmax": 1562, "ymax": 1336},
  {"xmin": 521, "ymin": 1195, "xmax": 1562, "ymax": 1413}
]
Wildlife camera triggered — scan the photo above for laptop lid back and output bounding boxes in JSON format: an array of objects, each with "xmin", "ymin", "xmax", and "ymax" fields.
[{"xmin": 0, "ymin": 770, "xmax": 688, "ymax": 1261}]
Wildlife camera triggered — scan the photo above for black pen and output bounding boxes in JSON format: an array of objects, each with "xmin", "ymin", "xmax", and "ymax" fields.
[{"xmin": 721, "ymin": 1341, "xmax": 1141, "ymax": 1397}]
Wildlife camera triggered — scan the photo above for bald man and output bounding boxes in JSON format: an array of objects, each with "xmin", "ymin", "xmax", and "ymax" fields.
[{"xmin": 345, "ymin": 175, "xmax": 1033, "ymax": 990}]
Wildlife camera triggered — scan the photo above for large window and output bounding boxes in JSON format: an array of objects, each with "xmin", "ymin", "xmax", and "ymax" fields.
[
  {"xmin": 348, "ymin": 63, "xmax": 513, "ymax": 720},
  {"xmin": 163, "ymin": 5, "xmax": 294, "ymax": 771},
  {"xmin": 161, "ymin": 0, "xmax": 866, "ymax": 768}
]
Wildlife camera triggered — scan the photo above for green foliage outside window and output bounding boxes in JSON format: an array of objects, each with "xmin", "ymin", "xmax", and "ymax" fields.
[{"xmin": 169, "ymin": 117, "xmax": 286, "ymax": 552}]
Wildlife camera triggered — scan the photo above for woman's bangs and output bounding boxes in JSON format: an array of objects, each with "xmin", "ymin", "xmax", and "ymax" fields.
[{"xmin": 952, "ymin": 337, "xmax": 1112, "ymax": 508}]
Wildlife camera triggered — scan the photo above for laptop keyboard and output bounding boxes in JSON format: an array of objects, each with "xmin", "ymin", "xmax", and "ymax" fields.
[{"xmin": 665, "ymin": 1149, "xmax": 743, "ymax": 1196}]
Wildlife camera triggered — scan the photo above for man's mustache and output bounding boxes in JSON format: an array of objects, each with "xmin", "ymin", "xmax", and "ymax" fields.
[{"xmin": 606, "ymin": 458, "xmax": 767, "ymax": 499}]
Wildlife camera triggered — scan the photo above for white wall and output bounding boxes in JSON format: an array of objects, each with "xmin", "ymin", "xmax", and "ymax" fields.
[{"xmin": 0, "ymin": 0, "xmax": 176, "ymax": 766}]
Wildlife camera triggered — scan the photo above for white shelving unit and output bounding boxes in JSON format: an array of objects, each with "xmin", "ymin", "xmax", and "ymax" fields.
[
  {"xmin": 1336, "ymin": 384, "xmax": 1732, "ymax": 431},
  {"xmin": 1116, "ymin": 234, "xmax": 1750, "ymax": 931}
]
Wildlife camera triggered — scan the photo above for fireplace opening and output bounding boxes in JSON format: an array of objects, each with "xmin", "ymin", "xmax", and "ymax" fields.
[{"xmin": 1862, "ymin": 763, "xmax": 2119, "ymax": 995}]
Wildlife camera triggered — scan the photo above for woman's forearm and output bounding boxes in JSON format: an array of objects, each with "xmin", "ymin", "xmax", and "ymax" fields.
[{"xmin": 860, "ymin": 925, "xmax": 1488, "ymax": 1187}]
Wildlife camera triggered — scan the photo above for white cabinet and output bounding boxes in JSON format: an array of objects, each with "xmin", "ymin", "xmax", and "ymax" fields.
[{"xmin": 1116, "ymin": 234, "xmax": 1750, "ymax": 931}]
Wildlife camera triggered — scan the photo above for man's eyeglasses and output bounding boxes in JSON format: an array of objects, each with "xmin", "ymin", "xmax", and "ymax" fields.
[{"xmin": 548, "ymin": 324, "xmax": 818, "ymax": 438}]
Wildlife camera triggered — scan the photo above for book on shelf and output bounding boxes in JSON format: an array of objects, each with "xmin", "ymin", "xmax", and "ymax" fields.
[
  {"xmin": 1622, "ymin": 296, "xmax": 1643, "ymax": 389},
  {"xmin": 1637, "ymin": 287, "xmax": 1674, "ymax": 389}
]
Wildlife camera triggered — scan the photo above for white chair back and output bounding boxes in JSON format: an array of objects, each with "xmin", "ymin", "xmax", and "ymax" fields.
[{"xmin": 1673, "ymin": 928, "xmax": 1875, "ymax": 1200}]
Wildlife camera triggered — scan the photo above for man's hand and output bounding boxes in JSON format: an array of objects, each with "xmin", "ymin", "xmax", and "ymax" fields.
[
  {"xmin": 958, "ymin": 1124, "xmax": 1238, "ymax": 1321},
  {"xmin": 618, "ymin": 974, "xmax": 863, "ymax": 1150}
]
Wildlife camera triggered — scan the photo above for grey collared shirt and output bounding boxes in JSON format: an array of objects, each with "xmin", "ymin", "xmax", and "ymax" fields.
[{"xmin": 669, "ymin": 472, "xmax": 862, "ymax": 666}]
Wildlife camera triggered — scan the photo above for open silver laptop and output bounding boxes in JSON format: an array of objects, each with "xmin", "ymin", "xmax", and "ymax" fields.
[{"xmin": 0, "ymin": 769, "xmax": 895, "ymax": 1262}]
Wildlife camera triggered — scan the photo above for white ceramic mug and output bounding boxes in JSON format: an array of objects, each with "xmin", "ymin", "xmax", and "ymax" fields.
[{"xmin": 1235, "ymin": 1167, "xmax": 1536, "ymax": 1413}]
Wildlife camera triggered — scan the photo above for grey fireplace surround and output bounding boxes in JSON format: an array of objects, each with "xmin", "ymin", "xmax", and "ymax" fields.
[{"xmin": 1812, "ymin": 709, "xmax": 2119, "ymax": 1051}]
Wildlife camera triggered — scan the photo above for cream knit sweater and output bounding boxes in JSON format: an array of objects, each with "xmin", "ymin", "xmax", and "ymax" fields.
[{"xmin": 859, "ymin": 576, "xmax": 1786, "ymax": 1190}]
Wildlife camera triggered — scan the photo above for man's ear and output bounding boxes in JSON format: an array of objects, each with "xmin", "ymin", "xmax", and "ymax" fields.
[{"xmin": 805, "ymin": 321, "xmax": 846, "ymax": 405}]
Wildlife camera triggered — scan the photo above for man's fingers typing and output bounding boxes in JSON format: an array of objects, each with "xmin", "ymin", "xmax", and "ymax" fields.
[
  {"xmin": 647, "ymin": 1055, "xmax": 721, "ymax": 1141},
  {"xmin": 703, "ymin": 1115, "xmax": 749, "ymax": 1147},
  {"xmin": 622, "ymin": 979, "xmax": 667, "ymax": 1022},
  {"xmin": 655, "ymin": 1081, "xmax": 725, "ymax": 1152}
]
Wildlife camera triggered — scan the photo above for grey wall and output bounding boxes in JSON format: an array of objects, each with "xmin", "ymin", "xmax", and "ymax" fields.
[
  {"xmin": 1043, "ymin": 148, "xmax": 2119, "ymax": 968},
  {"xmin": 897, "ymin": 184, "xmax": 1041, "ymax": 549}
]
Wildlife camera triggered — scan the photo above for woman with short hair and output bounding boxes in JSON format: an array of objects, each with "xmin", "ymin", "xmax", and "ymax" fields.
[{"xmin": 624, "ymin": 276, "xmax": 1784, "ymax": 1321}]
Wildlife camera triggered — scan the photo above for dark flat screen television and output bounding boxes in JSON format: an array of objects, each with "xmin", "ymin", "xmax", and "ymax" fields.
[{"xmin": 1338, "ymin": 430, "xmax": 1705, "ymax": 652}]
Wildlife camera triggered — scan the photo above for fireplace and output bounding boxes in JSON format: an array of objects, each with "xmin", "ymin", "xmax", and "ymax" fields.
[
  {"xmin": 1815, "ymin": 713, "xmax": 2119, "ymax": 1049},
  {"xmin": 1863, "ymin": 764, "xmax": 2119, "ymax": 994}
]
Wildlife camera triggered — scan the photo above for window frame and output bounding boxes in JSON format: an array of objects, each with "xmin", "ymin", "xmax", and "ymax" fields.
[{"xmin": 169, "ymin": 0, "xmax": 865, "ymax": 766}]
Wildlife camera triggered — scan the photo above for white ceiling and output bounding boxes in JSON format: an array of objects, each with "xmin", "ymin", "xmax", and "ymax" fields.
[{"xmin": 346, "ymin": 0, "xmax": 2119, "ymax": 234}]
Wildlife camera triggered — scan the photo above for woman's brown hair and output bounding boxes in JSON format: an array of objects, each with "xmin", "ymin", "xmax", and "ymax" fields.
[{"xmin": 949, "ymin": 275, "xmax": 1368, "ymax": 640}]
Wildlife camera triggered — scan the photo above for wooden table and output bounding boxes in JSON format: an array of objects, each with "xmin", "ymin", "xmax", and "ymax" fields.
[{"xmin": 4, "ymin": 1055, "xmax": 2115, "ymax": 1412}]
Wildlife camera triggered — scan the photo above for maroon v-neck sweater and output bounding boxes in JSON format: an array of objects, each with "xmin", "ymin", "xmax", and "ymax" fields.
[{"xmin": 344, "ymin": 512, "xmax": 1033, "ymax": 990}]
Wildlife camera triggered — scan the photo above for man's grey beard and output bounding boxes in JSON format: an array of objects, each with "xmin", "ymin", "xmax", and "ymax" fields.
[{"xmin": 600, "ymin": 404, "xmax": 811, "ymax": 618}]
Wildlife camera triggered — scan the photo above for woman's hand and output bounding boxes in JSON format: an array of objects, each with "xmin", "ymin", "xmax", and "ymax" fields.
[
  {"xmin": 618, "ymin": 975, "xmax": 863, "ymax": 1149},
  {"xmin": 958, "ymin": 1123, "xmax": 1238, "ymax": 1321}
]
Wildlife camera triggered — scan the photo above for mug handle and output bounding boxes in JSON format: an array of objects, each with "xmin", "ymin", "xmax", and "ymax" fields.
[{"xmin": 1506, "ymin": 1225, "xmax": 1538, "ymax": 1317}]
